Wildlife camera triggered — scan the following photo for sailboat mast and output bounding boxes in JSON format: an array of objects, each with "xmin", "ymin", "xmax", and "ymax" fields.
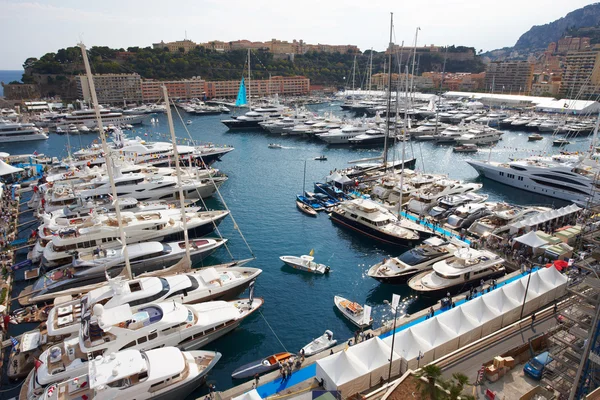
[
  {"xmin": 398, "ymin": 65, "xmax": 410, "ymax": 218},
  {"xmin": 351, "ymin": 55, "xmax": 357, "ymax": 103},
  {"xmin": 78, "ymin": 42, "xmax": 132, "ymax": 280},
  {"xmin": 409, "ymin": 28, "xmax": 420, "ymax": 108},
  {"xmin": 368, "ymin": 49, "xmax": 373, "ymax": 95},
  {"xmin": 302, "ymin": 159, "xmax": 307, "ymax": 194},
  {"xmin": 434, "ymin": 46, "xmax": 448, "ymax": 135},
  {"xmin": 247, "ymin": 49, "xmax": 252, "ymax": 111},
  {"xmin": 162, "ymin": 86, "xmax": 191, "ymax": 266},
  {"xmin": 383, "ymin": 12, "xmax": 394, "ymax": 168}
]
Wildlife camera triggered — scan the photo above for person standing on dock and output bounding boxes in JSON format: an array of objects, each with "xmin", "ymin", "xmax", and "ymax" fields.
[{"xmin": 254, "ymin": 373, "xmax": 260, "ymax": 388}]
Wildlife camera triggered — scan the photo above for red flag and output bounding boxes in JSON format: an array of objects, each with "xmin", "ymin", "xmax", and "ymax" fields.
[{"xmin": 34, "ymin": 358, "xmax": 43, "ymax": 370}]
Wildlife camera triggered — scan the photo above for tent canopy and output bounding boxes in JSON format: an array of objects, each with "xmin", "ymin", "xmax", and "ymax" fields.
[
  {"xmin": 327, "ymin": 171, "xmax": 353, "ymax": 185},
  {"xmin": 316, "ymin": 350, "xmax": 369, "ymax": 387},
  {"xmin": 346, "ymin": 337, "xmax": 400, "ymax": 371},
  {"xmin": 0, "ymin": 159, "xmax": 23, "ymax": 177},
  {"xmin": 232, "ymin": 389, "xmax": 262, "ymax": 400},
  {"xmin": 514, "ymin": 231, "xmax": 548, "ymax": 248}
]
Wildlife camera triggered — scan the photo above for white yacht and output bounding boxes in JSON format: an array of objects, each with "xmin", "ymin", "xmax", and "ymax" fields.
[
  {"xmin": 467, "ymin": 156, "xmax": 600, "ymax": 204},
  {"xmin": 29, "ymin": 347, "xmax": 220, "ymax": 400},
  {"xmin": 329, "ymin": 198, "xmax": 420, "ymax": 247},
  {"xmin": 408, "ymin": 248, "xmax": 505, "ymax": 297},
  {"xmin": 444, "ymin": 203, "xmax": 491, "ymax": 231},
  {"xmin": 467, "ymin": 203, "xmax": 550, "ymax": 237},
  {"xmin": 409, "ymin": 121, "xmax": 448, "ymax": 138},
  {"xmin": 21, "ymin": 239, "xmax": 228, "ymax": 305},
  {"xmin": 53, "ymin": 109, "xmax": 148, "ymax": 128},
  {"xmin": 428, "ymin": 192, "xmax": 489, "ymax": 220},
  {"xmin": 221, "ymin": 105, "xmax": 286, "ymax": 129},
  {"xmin": 44, "ymin": 264, "xmax": 262, "ymax": 338},
  {"xmin": 0, "ymin": 122, "xmax": 48, "ymax": 142},
  {"xmin": 367, "ymin": 237, "xmax": 463, "ymax": 284},
  {"xmin": 454, "ymin": 127, "xmax": 502, "ymax": 145},
  {"xmin": 39, "ymin": 209, "xmax": 229, "ymax": 267},
  {"xmin": 316, "ymin": 124, "xmax": 371, "ymax": 144},
  {"xmin": 435, "ymin": 125, "xmax": 467, "ymax": 144},
  {"xmin": 407, "ymin": 180, "xmax": 482, "ymax": 214}
]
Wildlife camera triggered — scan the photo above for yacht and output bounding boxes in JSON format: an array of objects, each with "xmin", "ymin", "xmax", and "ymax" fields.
[
  {"xmin": 20, "ymin": 239, "xmax": 228, "ymax": 305},
  {"xmin": 329, "ymin": 198, "xmax": 420, "ymax": 247},
  {"xmin": 367, "ymin": 237, "xmax": 463, "ymax": 284},
  {"xmin": 538, "ymin": 119, "xmax": 564, "ymax": 132},
  {"xmin": 221, "ymin": 106, "xmax": 286, "ymax": 129},
  {"xmin": 466, "ymin": 157, "xmax": 600, "ymax": 204},
  {"xmin": 316, "ymin": 124, "xmax": 371, "ymax": 144},
  {"xmin": 444, "ymin": 203, "xmax": 491, "ymax": 231},
  {"xmin": 408, "ymin": 121, "xmax": 448, "ymax": 139},
  {"xmin": 28, "ymin": 347, "xmax": 220, "ymax": 400},
  {"xmin": 435, "ymin": 125, "xmax": 467, "ymax": 144},
  {"xmin": 428, "ymin": 192, "xmax": 489, "ymax": 220},
  {"xmin": 407, "ymin": 180, "xmax": 482, "ymax": 214},
  {"xmin": 466, "ymin": 203, "xmax": 549, "ymax": 237},
  {"xmin": 53, "ymin": 109, "xmax": 148, "ymax": 128},
  {"xmin": 39, "ymin": 209, "xmax": 229, "ymax": 267},
  {"xmin": 0, "ymin": 122, "xmax": 48, "ymax": 142},
  {"xmin": 44, "ymin": 264, "xmax": 262, "ymax": 338},
  {"xmin": 454, "ymin": 127, "xmax": 502, "ymax": 145},
  {"xmin": 348, "ymin": 128, "xmax": 393, "ymax": 146},
  {"xmin": 408, "ymin": 248, "xmax": 505, "ymax": 297}
]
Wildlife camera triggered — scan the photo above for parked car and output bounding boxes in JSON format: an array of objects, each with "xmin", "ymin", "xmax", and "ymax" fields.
[{"xmin": 523, "ymin": 351, "xmax": 553, "ymax": 380}]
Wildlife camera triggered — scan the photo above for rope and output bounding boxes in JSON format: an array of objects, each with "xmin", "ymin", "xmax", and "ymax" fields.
[
  {"xmin": 0, "ymin": 380, "xmax": 24, "ymax": 392},
  {"xmin": 170, "ymin": 98, "xmax": 256, "ymax": 258},
  {"xmin": 258, "ymin": 308, "xmax": 289, "ymax": 353}
]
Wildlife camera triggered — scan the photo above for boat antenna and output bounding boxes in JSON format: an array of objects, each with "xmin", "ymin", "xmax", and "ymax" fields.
[
  {"xmin": 163, "ymin": 86, "xmax": 191, "ymax": 268},
  {"xmin": 383, "ymin": 12, "xmax": 394, "ymax": 170},
  {"xmin": 79, "ymin": 42, "xmax": 133, "ymax": 280}
]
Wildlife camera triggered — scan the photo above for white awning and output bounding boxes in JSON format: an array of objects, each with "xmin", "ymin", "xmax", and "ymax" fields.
[{"xmin": 0, "ymin": 159, "xmax": 23, "ymax": 177}]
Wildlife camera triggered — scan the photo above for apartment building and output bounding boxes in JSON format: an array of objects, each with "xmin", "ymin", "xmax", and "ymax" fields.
[
  {"xmin": 560, "ymin": 50, "xmax": 600, "ymax": 97},
  {"xmin": 77, "ymin": 73, "xmax": 143, "ymax": 103},
  {"xmin": 205, "ymin": 76, "xmax": 310, "ymax": 98},
  {"xmin": 141, "ymin": 77, "xmax": 206, "ymax": 101},
  {"xmin": 483, "ymin": 61, "xmax": 534, "ymax": 94},
  {"xmin": 556, "ymin": 36, "xmax": 591, "ymax": 54}
]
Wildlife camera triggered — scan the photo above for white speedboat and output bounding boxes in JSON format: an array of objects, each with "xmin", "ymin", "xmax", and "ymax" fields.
[
  {"xmin": 279, "ymin": 255, "xmax": 330, "ymax": 274},
  {"xmin": 301, "ymin": 330, "xmax": 337, "ymax": 357},
  {"xmin": 408, "ymin": 248, "xmax": 505, "ymax": 297},
  {"xmin": 334, "ymin": 295, "xmax": 372, "ymax": 328},
  {"xmin": 268, "ymin": 143, "xmax": 283, "ymax": 149}
]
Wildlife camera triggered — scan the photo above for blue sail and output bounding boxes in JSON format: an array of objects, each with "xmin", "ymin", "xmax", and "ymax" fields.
[{"xmin": 235, "ymin": 77, "xmax": 247, "ymax": 107}]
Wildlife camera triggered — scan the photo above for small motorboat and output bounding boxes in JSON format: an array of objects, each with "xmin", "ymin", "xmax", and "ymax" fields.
[
  {"xmin": 280, "ymin": 254, "xmax": 330, "ymax": 274},
  {"xmin": 186, "ymin": 120, "xmax": 192, "ymax": 125},
  {"xmin": 453, "ymin": 144, "xmax": 478, "ymax": 153},
  {"xmin": 528, "ymin": 133, "xmax": 543, "ymax": 141},
  {"xmin": 296, "ymin": 200, "xmax": 317, "ymax": 216},
  {"xmin": 314, "ymin": 155, "xmax": 327, "ymax": 161},
  {"xmin": 301, "ymin": 330, "xmax": 337, "ymax": 357},
  {"xmin": 334, "ymin": 295, "xmax": 373, "ymax": 328},
  {"xmin": 297, "ymin": 194, "xmax": 325, "ymax": 212},
  {"xmin": 553, "ymin": 138, "xmax": 570, "ymax": 146},
  {"xmin": 231, "ymin": 352, "xmax": 294, "ymax": 379},
  {"xmin": 268, "ymin": 143, "xmax": 283, "ymax": 149}
]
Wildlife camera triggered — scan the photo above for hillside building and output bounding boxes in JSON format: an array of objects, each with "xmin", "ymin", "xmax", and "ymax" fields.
[
  {"xmin": 77, "ymin": 73, "xmax": 143, "ymax": 103},
  {"xmin": 484, "ymin": 61, "xmax": 534, "ymax": 94},
  {"xmin": 560, "ymin": 50, "xmax": 600, "ymax": 98}
]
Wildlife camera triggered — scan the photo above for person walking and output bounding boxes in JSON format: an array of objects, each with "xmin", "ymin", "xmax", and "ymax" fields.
[{"xmin": 254, "ymin": 373, "xmax": 260, "ymax": 388}]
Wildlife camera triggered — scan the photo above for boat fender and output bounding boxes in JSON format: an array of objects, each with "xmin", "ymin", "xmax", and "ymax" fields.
[{"xmin": 186, "ymin": 324, "xmax": 192, "ymax": 328}]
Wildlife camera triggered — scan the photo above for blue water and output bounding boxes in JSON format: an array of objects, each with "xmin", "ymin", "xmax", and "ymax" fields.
[
  {"xmin": 0, "ymin": 70, "xmax": 23, "ymax": 97},
  {"xmin": 0, "ymin": 105, "xmax": 591, "ymax": 398}
]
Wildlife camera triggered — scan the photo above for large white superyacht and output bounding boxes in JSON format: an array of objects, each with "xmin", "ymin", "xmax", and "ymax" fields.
[{"xmin": 0, "ymin": 122, "xmax": 48, "ymax": 142}]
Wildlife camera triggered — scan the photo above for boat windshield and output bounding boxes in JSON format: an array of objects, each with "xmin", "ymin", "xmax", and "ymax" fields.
[
  {"xmin": 398, "ymin": 248, "xmax": 445, "ymax": 266},
  {"xmin": 32, "ymin": 267, "xmax": 76, "ymax": 291}
]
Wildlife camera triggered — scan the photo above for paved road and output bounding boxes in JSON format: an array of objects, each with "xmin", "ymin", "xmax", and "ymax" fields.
[{"xmin": 441, "ymin": 312, "xmax": 558, "ymax": 383}]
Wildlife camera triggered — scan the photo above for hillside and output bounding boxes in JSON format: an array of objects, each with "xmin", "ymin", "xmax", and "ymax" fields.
[{"xmin": 21, "ymin": 45, "xmax": 484, "ymax": 98}]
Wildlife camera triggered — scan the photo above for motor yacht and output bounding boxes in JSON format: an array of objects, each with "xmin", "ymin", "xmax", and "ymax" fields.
[
  {"xmin": 407, "ymin": 180, "xmax": 482, "ymax": 214},
  {"xmin": 0, "ymin": 122, "xmax": 48, "ymax": 142}
]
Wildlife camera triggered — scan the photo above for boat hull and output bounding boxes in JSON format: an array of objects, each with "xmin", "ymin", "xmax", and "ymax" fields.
[
  {"xmin": 409, "ymin": 269, "xmax": 506, "ymax": 298},
  {"xmin": 329, "ymin": 211, "xmax": 419, "ymax": 247}
]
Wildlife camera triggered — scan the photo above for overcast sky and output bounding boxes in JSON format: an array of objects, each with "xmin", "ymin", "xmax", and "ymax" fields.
[{"xmin": 0, "ymin": 0, "xmax": 596, "ymax": 69}]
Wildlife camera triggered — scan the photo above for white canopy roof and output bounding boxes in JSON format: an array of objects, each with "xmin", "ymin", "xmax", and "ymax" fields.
[
  {"xmin": 327, "ymin": 171, "xmax": 353, "ymax": 185},
  {"xmin": 0, "ymin": 159, "xmax": 23, "ymax": 177},
  {"xmin": 510, "ymin": 204, "xmax": 580, "ymax": 231},
  {"xmin": 514, "ymin": 231, "xmax": 548, "ymax": 248},
  {"xmin": 535, "ymin": 99, "xmax": 600, "ymax": 114},
  {"xmin": 346, "ymin": 336, "xmax": 400, "ymax": 371},
  {"xmin": 316, "ymin": 349, "xmax": 369, "ymax": 386}
]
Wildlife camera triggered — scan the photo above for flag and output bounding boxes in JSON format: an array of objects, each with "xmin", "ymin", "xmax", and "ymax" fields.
[
  {"xmin": 392, "ymin": 294, "xmax": 401, "ymax": 310},
  {"xmin": 309, "ymin": 249, "xmax": 314, "ymax": 257},
  {"xmin": 10, "ymin": 336, "xmax": 18, "ymax": 351},
  {"xmin": 235, "ymin": 78, "xmax": 248, "ymax": 107},
  {"xmin": 33, "ymin": 150, "xmax": 38, "ymax": 156},
  {"xmin": 34, "ymin": 358, "xmax": 43, "ymax": 370}
]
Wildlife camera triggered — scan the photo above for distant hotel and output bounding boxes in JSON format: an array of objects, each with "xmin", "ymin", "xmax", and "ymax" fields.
[
  {"xmin": 152, "ymin": 38, "xmax": 360, "ymax": 55},
  {"xmin": 76, "ymin": 74, "xmax": 310, "ymax": 103}
]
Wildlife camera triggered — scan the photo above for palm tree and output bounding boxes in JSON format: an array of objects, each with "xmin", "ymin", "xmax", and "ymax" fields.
[
  {"xmin": 440, "ymin": 373, "xmax": 474, "ymax": 400},
  {"xmin": 416, "ymin": 364, "xmax": 443, "ymax": 400}
]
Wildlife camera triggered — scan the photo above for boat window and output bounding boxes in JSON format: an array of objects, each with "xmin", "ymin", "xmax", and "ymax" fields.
[
  {"xmin": 510, "ymin": 165, "xmax": 527, "ymax": 171},
  {"xmin": 529, "ymin": 178, "xmax": 589, "ymax": 195},
  {"xmin": 137, "ymin": 336, "xmax": 148, "ymax": 344},
  {"xmin": 436, "ymin": 273, "xmax": 460, "ymax": 279},
  {"xmin": 121, "ymin": 340, "xmax": 136, "ymax": 350},
  {"xmin": 399, "ymin": 249, "xmax": 442, "ymax": 266},
  {"xmin": 148, "ymin": 331, "xmax": 158, "ymax": 340},
  {"xmin": 128, "ymin": 278, "xmax": 170, "ymax": 307},
  {"xmin": 531, "ymin": 174, "xmax": 586, "ymax": 186}
]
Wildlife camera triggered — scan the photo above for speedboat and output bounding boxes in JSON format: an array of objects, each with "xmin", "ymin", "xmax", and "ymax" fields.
[
  {"xmin": 315, "ymin": 155, "xmax": 327, "ymax": 161},
  {"xmin": 367, "ymin": 237, "xmax": 462, "ymax": 284},
  {"xmin": 231, "ymin": 352, "xmax": 294, "ymax": 379},
  {"xmin": 279, "ymin": 255, "xmax": 330, "ymax": 274},
  {"xmin": 528, "ymin": 133, "xmax": 543, "ymax": 141},
  {"xmin": 453, "ymin": 144, "xmax": 478, "ymax": 153},
  {"xmin": 334, "ymin": 295, "xmax": 372, "ymax": 328},
  {"xmin": 296, "ymin": 194, "xmax": 325, "ymax": 211},
  {"xmin": 553, "ymin": 138, "xmax": 570, "ymax": 146},
  {"xmin": 296, "ymin": 200, "xmax": 317, "ymax": 216},
  {"xmin": 186, "ymin": 120, "xmax": 192, "ymax": 125},
  {"xmin": 301, "ymin": 330, "xmax": 337, "ymax": 357},
  {"xmin": 408, "ymin": 248, "xmax": 505, "ymax": 297},
  {"xmin": 268, "ymin": 143, "xmax": 283, "ymax": 149}
]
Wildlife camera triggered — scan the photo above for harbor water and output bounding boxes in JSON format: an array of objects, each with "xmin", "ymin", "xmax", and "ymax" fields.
[{"xmin": 0, "ymin": 104, "xmax": 589, "ymax": 397}]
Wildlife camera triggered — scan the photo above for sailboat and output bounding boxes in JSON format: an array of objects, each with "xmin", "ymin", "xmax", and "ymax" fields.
[{"xmin": 296, "ymin": 160, "xmax": 324, "ymax": 212}]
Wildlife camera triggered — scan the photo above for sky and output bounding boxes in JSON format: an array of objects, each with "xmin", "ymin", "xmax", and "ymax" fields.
[{"xmin": 0, "ymin": 0, "xmax": 596, "ymax": 69}]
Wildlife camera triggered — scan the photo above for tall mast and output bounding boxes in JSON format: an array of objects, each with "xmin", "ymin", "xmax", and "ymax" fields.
[
  {"xmin": 351, "ymin": 55, "xmax": 357, "ymax": 103},
  {"xmin": 434, "ymin": 46, "xmax": 448, "ymax": 135},
  {"xmin": 368, "ymin": 48, "xmax": 373, "ymax": 95},
  {"xmin": 409, "ymin": 28, "xmax": 420, "ymax": 108},
  {"xmin": 162, "ymin": 86, "xmax": 191, "ymax": 266},
  {"xmin": 247, "ymin": 48, "xmax": 252, "ymax": 110},
  {"xmin": 398, "ymin": 65, "xmax": 410, "ymax": 218},
  {"xmin": 79, "ymin": 42, "xmax": 132, "ymax": 280},
  {"xmin": 302, "ymin": 160, "xmax": 307, "ymax": 194},
  {"xmin": 383, "ymin": 12, "xmax": 394, "ymax": 168}
]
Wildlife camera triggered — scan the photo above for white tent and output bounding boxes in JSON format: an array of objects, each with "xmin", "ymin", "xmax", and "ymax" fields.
[
  {"xmin": 509, "ymin": 204, "xmax": 581, "ymax": 233},
  {"xmin": 0, "ymin": 159, "xmax": 23, "ymax": 177},
  {"xmin": 537, "ymin": 266, "xmax": 569, "ymax": 299},
  {"xmin": 316, "ymin": 349, "xmax": 370, "ymax": 395},
  {"xmin": 534, "ymin": 99, "xmax": 600, "ymax": 114},
  {"xmin": 410, "ymin": 317, "xmax": 460, "ymax": 360},
  {"xmin": 462, "ymin": 297, "xmax": 503, "ymax": 336},
  {"xmin": 232, "ymin": 389, "xmax": 262, "ymax": 400},
  {"xmin": 513, "ymin": 231, "xmax": 548, "ymax": 254},
  {"xmin": 327, "ymin": 171, "xmax": 353, "ymax": 186},
  {"xmin": 483, "ymin": 286, "xmax": 522, "ymax": 327},
  {"xmin": 517, "ymin": 272, "xmax": 549, "ymax": 313},
  {"xmin": 382, "ymin": 328, "xmax": 433, "ymax": 372},
  {"xmin": 347, "ymin": 337, "xmax": 401, "ymax": 384},
  {"xmin": 437, "ymin": 307, "xmax": 482, "ymax": 347}
]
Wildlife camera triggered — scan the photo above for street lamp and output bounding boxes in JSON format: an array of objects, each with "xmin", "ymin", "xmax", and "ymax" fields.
[
  {"xmin": 383, "ymin": 298, "xmax": 400, "ymax": 382},
  {"xmin": 519, "ymin": 264, "xmax": 533, "ymax": 320}
]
